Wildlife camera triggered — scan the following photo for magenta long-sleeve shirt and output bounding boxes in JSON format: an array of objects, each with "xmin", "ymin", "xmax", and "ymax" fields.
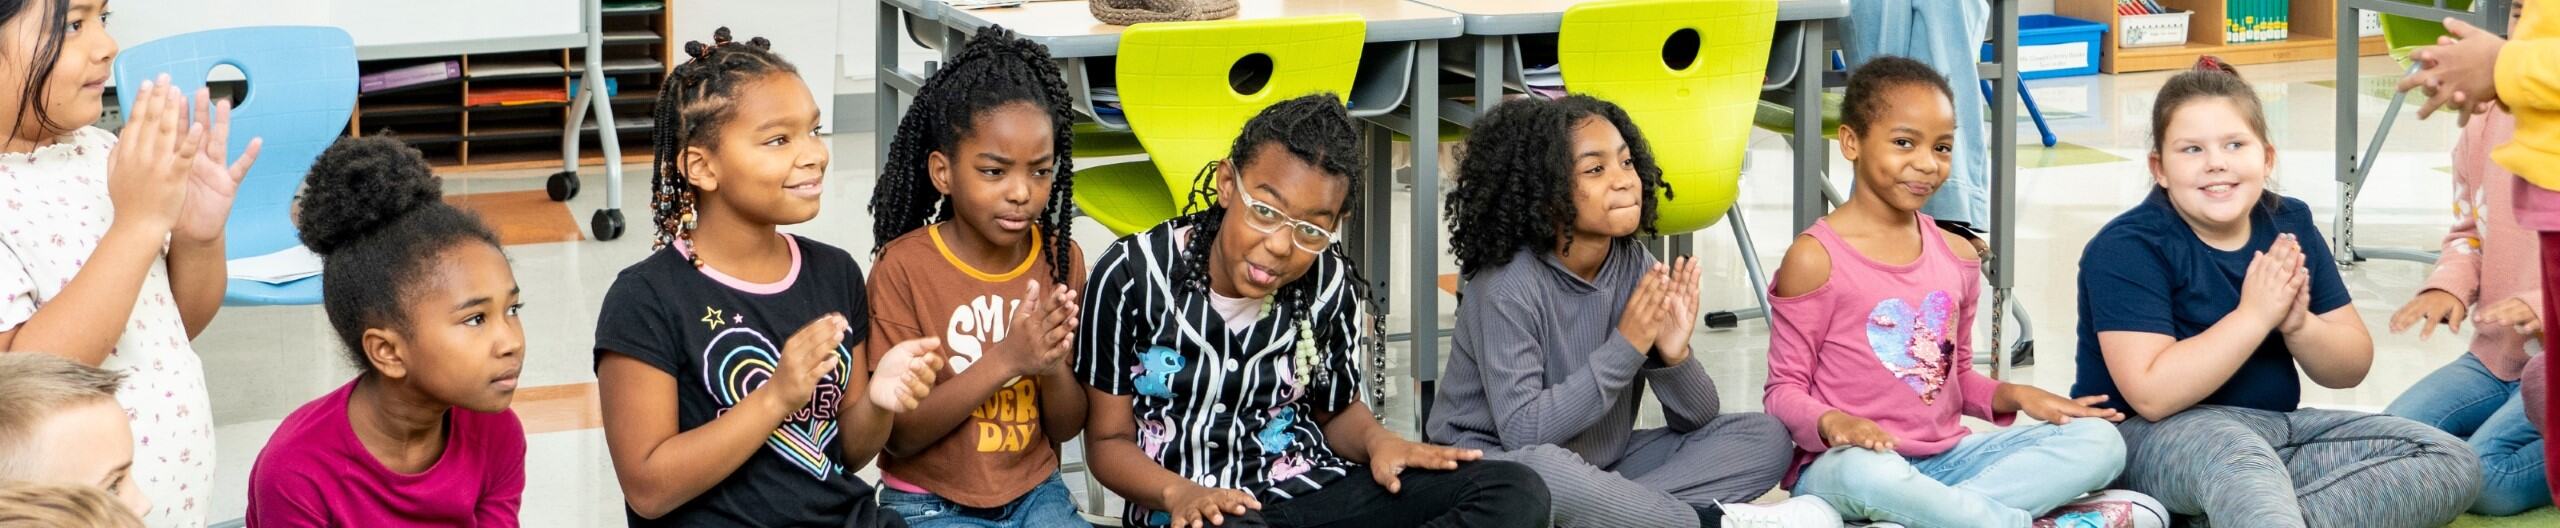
[{"xmin": 246, "ymin": 380, "xmax": 526, "ymax": 527}]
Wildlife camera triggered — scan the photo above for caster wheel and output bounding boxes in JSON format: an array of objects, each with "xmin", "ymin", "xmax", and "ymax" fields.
[
  {"xmin": 1703, "ymin": 311, "xmax": 1740, "ymax": 330},
  {"xmin": 547, "ymin": 171, "xmax": 581, "ymax": 201},
  {"xmin": 2008, "ymin": 340, "xmax": 2034, "ymax": 368},
  {"xmin": 592, "ymin": 209, "xmax": 625, "ymax": 241}
]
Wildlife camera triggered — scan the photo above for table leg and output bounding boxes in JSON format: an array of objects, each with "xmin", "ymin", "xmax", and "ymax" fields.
[
  {"xmin": 1791, "ymin": 20, "xmax": 1827, "ymax": 233},
  {"xmin": 1413, "ymin": 39, "xmax": 1447, "ymax": 430},
  {"xmin": 1989, "ymin": 0, "xmax": 2018, "ymax": 380},
  {"xmin": 877, "ymin": 0, "xmax": 902, "ymax": 159}
]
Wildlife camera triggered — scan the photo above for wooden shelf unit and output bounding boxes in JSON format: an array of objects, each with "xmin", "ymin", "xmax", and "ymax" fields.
[
  {"xmin": 349, "ymin": 1, "xmax": 669, "ymax": 172},
  {"xmin": 2059, "ymin": 0, "xmax": 2388, "ymax": 73}
]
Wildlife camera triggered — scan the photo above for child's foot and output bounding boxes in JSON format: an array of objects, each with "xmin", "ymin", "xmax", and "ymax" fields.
[
  {"xmin": 1714, "ymin": 496, "xmax": 1843, "ymax": 528},
  {"xmin": 2034, "ymin": 489, "xmax": 2167, "ymax": 528}
]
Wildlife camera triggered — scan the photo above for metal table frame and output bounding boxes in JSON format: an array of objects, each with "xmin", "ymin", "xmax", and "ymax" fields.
[{"xmin": 2332, "ymin": 0, "xmax": 2511, "ymax": 267}]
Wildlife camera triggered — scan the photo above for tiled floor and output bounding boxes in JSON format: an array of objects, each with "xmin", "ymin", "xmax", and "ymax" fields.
[{"xmin": 187, "ymin": 55, "xmax": 2500, "ymax": 525}]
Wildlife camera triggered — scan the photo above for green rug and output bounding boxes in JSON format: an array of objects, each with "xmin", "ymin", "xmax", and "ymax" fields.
[
  {"xmin": 2020, "ymin": 142, "xmax": 2126, "ymax": 169},
  {"xmin": 2449, "ymin": 507, "xmax": 2560, "ymax": 527},
  {"xmin": 2310, "ymin": 74, "xmax": 2408, "ymax": 101}
]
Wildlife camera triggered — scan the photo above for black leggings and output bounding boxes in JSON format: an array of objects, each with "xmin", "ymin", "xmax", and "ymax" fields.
[{"xmin": 1221, "ymin": 460, "xmax": 1551, "ymax": 528}]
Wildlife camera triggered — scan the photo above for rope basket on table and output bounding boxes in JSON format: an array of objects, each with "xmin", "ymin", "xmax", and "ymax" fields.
[{"xmin": 1090, "ymin": 0, "xmax": 1237, "ymax": 25}]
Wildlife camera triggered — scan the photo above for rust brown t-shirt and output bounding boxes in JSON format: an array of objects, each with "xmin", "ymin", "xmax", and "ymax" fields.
[{"xmin": 865, "ymin": 225, "xmax": 1086, "ymax": 508}]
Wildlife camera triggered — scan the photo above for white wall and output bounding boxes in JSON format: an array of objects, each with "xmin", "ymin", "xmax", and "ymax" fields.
[
  {"xmin": 674, "ymin": 0, "xmax": 842, "ymax": 129},
  {"xmin": 838, "ymin": 0, "xmax": 944, "ymax": 95}
]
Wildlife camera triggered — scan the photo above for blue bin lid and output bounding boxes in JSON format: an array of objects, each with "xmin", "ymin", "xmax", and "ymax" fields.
[{"xmin": 2019, "ymin": 14, "xmax": 2107, "ymax": 36}]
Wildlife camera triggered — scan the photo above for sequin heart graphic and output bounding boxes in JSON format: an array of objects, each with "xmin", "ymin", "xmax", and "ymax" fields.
[
  {"xmin": 1866, "ymin": 291, "xmax": 1957, "ymax": 404},
  {"xmin": 700, "ymin": 327, "xmax": 855, "ymax": 479}
]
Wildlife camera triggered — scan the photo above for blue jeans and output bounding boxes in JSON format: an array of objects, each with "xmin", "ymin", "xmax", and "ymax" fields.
[
  {"xmin": 2385, "ymin": 354, "xmax": 2552, "ymax": 516},
  {"xmin": 879, "ymin": 471, "xmax": 1086, "ymax": 528},
  {"xmin": 1793, "ymin": 419, "xmax": 2126, "ymax": 528}
]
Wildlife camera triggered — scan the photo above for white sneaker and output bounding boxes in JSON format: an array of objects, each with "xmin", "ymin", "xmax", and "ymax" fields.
[
  {"xmin": 1720, "ymin": 496, "xmax": 1845, "ymax": 528},
  {"xmin": 2035, "ymin": 489, "xmax": 2167, "ymax": 528}
]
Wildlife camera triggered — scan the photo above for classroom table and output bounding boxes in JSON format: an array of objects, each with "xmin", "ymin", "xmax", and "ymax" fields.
[{"xmin": 2331, "ymin": 0, "xmax": 2510, "ymax": 268}]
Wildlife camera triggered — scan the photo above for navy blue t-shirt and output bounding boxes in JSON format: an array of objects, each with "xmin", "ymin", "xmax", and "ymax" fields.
[{"xmin": 2071, "ymin": 190, "xmax": 2352, "ymax": 418}]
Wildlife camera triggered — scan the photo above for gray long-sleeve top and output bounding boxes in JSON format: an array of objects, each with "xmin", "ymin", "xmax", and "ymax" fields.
[{"xmin": 1427, "ymin": 240, "xmax": 1724, "ymax": 467}]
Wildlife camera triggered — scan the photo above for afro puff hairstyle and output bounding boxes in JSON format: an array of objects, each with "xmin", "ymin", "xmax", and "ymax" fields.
[
  {"xmin": 1445, "ymin": 94, "xmax": 1668, "ymax": 278},
  {"xmin": 294, "ymin": 135, "xmax": 501, "ymax": 372}
]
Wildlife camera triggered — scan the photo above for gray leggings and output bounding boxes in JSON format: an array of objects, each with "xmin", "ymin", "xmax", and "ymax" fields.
[
  {"xmin": 1491, "ymin": 413, "xmax": 1795, "ymax": 528},
  {"xmin": 2114, "ymin": 405, "xmax": 2482, "ymax": 528}
]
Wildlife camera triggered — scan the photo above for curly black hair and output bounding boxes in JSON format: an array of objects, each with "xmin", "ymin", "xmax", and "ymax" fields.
[
  {"xmin": 870, "ymin": 25, "xmax": 1077, "ymax": 285},
  {"xmin": 1172, "ymin": 93, "xmax": 1388, "ymax": 411},
  {"xmin": 294, "ymin": 135, "xmax": 501, "ymax": 373},
  {"xmin": 1840, "ymin": 55, "xmax": 1955, "ymax": 136},
  {"xmin": 649, "ymin": 27, "xmax": 799, "ymax": 264},
  {"xmin": 1445, "ymin": 95, "xmax": 1669, "ymax": 278}
]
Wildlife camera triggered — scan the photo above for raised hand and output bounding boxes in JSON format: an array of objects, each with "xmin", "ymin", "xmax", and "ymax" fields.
[
  {"xmin": 1041, "ymin": 285, "xmax": 1081, "ymax": 374},
  {"xmin": 764, "ymin": 313, "xmax": 850, "ymax": 413},
  {"xmin": 871, "ymin": 337, "xmax": 947, "ymax": 412},
  {"xmin": 2272, "ymin": 235, "xmax": 2314, "ymax": 334},
  {"xmin": 2239, "ymin": 235, "xmax": 2305, "ymax": 330},
  {"xmin": 1618, "ymin": 264, "xmax": 1669, "ymax": 355},
  {"xmin": 2397, "ymin": 18, "xmax": 2506, "ymax": 121},
  {"xmin": 172, "ymin": 88, "xmax": 264, "ymax": 244},
  {"xmin": 1653, "ymin": 257, "xmax": 1704, "ymax": 366},
  {"xmin": 106, "ymin": 76, "xmax": 197, "ymax": 237}
]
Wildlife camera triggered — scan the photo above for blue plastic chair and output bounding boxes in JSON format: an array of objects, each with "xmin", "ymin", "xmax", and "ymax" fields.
[{"xmin": 113, "ymin": 27, "xmax": 357, "ymax": 306}]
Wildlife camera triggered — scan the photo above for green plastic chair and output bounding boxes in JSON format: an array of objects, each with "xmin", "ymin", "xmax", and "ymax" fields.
[
  {"xmin": 1559, "ymin": 0, "xmax": 1776, "ymax": 238},
  {"xmin": 1071, "ymin": 15, "xmax": 1367, "ymax": 236},
  {"xmin": 2379, "ymin": 0, "xmax": 2475, "ymax": 66},
  {"xmin": 1556, "ymin": 0, "xmax": 1779, "ymax": 331}
]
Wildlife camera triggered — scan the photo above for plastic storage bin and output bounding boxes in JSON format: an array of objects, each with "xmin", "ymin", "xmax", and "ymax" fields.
[
  {"xmin": 1982, "ymin": 15, "xmax": 2108, "ymax": 80},
  {"xmin": 2121, "ymin": 10, "xmax": 2192, "ymax": 48}
]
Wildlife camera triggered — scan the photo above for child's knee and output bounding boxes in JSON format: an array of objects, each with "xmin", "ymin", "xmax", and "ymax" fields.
[
  {"xmin": 2052, "ymin": 420, "xmax": 2128, "ymax": 475},
  {"xmin": 1462, "ymin": 460, "xmax": 1553, "ymax": 519},
  {"xmin": 1800, "ymin": 448, "xmax": 1919, "ymax": 494}
]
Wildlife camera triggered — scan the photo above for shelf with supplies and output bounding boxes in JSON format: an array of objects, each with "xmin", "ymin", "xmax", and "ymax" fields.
[
  {"xmin": 2061, "ymin": 0, "xmax": 2386, "ymax": 73},
  {"xmin": 348, "ymin": 1, "xmax": 670, "ymax": 171}
]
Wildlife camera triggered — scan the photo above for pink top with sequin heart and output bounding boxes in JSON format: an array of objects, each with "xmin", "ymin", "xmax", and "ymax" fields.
[{"xmin": 1763, "ymin": 214, "xmax": 2014, "ymax": 483}]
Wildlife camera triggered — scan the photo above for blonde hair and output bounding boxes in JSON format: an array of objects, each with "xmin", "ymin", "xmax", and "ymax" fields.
[
  {"xmin": 0, "ymin": 481, "xmax": 143, "ymax": 528},
  {"xmin": 0, "ymin": 354, "xmax": 124, "ymax": 479}
]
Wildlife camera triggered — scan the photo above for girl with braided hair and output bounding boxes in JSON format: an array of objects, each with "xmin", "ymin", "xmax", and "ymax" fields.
[
  {"xmin": 863, "ymin": 25, "xmax": 1089, "ymax": 528},
  {"xmin": 592, "ymin": 27, "xmax": 946, "ymax": 526},
  {"xmin": 1075, "ymin": 93, "xmax": 1549, "ymax": 528}
]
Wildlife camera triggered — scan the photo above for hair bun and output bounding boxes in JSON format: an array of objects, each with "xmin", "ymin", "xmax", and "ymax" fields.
[
  {"xmin": 294, "ymin": 136, "xmax": 443, "ymax": 255},
  {"xmin": 684, "ymin": 40, "xmax": 711, "ymax": 59},
  {"xmin": 2194, "ymin": 55, "xmax": 2240, "ymax": 78}
]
